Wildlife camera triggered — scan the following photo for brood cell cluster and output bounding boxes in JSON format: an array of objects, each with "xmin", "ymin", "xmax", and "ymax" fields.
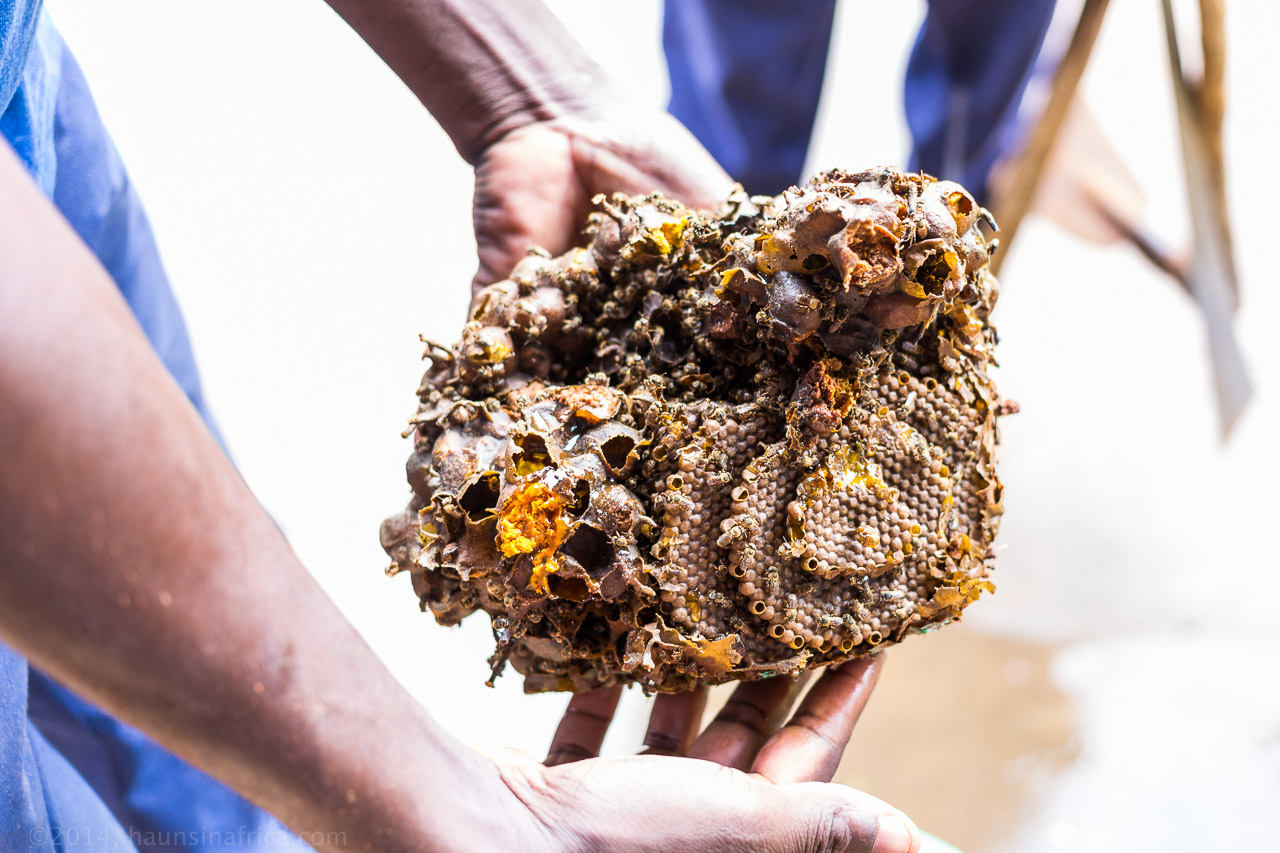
[{"xmin": 381, "ymin": 168, "xmax": 1008, "ymax": 693}]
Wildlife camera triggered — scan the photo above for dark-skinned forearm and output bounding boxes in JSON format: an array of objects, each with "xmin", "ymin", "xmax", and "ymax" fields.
[
  {"xmin": 323, "ymin": 0, "xmax": 615, "ymax": 163},
  {"xmin": 0, "ymin": 147, "xmax": 505, "ymax": 852}
]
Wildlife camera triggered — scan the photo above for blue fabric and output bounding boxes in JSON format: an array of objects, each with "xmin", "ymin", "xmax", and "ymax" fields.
[
  {"xmin": 27, "ymin": 672, "xmax": 307, "ymax": 853},
  {"xmin": 904, "ymin": 0, "xmax": 1057, "ymax": 202},
  {"xmin": 24, "ymin": 724, "xmax": 138, "ymax": 853},
  {"xmin": 2, "ymin": 643, "xmax": 56, "ymax": 853},
  {"xmin": 3, "ymin": 644, "xmax": 138, "ymax": 853},
  {"xmin": 0, "ymin": 0, "xmax": 40, "ymax": 115},
  {"xmin": 663, "ymin": 0, "xmax": 837, "ymax": 197},
  {"xmin": 0, "ymin": 6, "xmax": 57, "ymax": 194},
  {"xmin": 663, "ymin": 0, "xmax": 1058, "ymax": 204},
  {"xmin": 2, "ymin": 11, "xmax": 63, "ymax": 853},
  {"xmin": 3, "ymin": 16, "xmax": 307, "ymax": 853}
]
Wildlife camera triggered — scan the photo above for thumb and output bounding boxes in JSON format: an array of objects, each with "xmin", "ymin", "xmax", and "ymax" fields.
[
  {"xmin": 765, "ymin": 781, "xmax": 921, "ymax": 853},
  {"xmin": 531, "ymin": 755, "xmax": 920, "ymax": 853},
  {"xmin": 470, "ymin": 125, "xmax": 584, "ymax": 294}
]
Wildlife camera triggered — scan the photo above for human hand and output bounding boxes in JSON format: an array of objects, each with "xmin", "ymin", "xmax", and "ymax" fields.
[
  {"xmin": 469, "ymin": 110, "xmax": 734, "ymax": 292},
  {"xmin": 324, "ymin": 0, "xmax": 732, "ymax": 292},
  {"xmin": 480, "ymin": 657, "xmax": 919, "ymax": 853}
]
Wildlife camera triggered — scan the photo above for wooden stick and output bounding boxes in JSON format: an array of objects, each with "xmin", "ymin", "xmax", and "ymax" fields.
[
  {"xmin": 989, "ymin": 0, "xmax": 1111, "ymax": 274},
  {"xmin": 1162, "ymin": 0, "xmax": 1251, "ymax": 434}
]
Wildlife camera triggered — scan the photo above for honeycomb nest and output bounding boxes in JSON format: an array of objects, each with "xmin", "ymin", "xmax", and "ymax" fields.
[{"xmin": 381, "ymin": 168, "xmax": 1007, "ymax": 693}]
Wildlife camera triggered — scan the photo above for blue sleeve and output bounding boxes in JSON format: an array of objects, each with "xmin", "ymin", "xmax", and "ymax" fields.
[
  {"xmin": 22, "ymin": 34, "xmax": 308, "ymax": 853},
  {"xmin": 1, "ymin": 7, "xmax": 59, "ymax": 194},
  {"xmin": 4, "ymin": 17, "xmax": 305, "ymax": 852}
]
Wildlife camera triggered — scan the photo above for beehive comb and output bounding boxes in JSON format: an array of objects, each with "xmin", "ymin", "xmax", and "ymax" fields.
[{"xmin": 381, "ymin": 168, "xmax": 1007, "ymax": 693}]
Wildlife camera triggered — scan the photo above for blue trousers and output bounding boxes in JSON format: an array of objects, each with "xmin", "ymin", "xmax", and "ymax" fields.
[{"xmin": 663, "ymin": 0, "xmax": 1058, "ymax": 203}]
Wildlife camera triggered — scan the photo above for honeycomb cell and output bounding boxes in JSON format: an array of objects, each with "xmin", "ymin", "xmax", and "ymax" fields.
[{"xmin": 382, "ymin": 168, "xmax": 1007, "ymax": 693}]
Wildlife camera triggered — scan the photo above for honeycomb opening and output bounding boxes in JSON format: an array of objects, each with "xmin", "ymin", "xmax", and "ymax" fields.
[{"xmin": 382, "ymin": 168, "xmax": 1007, "ymax": 693}]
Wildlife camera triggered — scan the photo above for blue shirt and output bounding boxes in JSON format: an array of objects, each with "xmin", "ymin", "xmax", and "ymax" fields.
[
  {"xmin": 2, "ymin": 6, "xmax": 308, "ymax": 851},
  {"xmin": 0, "ymin": 0, "xmax": 54, "ymax": 193}
]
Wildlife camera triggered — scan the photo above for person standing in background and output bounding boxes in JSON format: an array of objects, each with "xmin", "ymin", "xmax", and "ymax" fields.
[{"xmin": 663, "ymin": 0, "xmax": 1058, "ymax": 203}]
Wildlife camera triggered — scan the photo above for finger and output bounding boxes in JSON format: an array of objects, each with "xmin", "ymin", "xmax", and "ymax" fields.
[
  {"xmin": 688, "ymin": 673, "xmax": 808, "ymax": 770},
  {"xmin": 562, "ymin": 113, "xmax": 734, "ymax": 211},
  {"xmin": 640, "ymin": 686, "xmax": 708, "ymax": 756},
  {"xmin": 545, "ymin": 685, "xmax": 622, "ymax": 766},
  {"xmin": 470, "ymin": 126, "xmax": 585, "ymax": 293},
  {"xmin": 752, "ymin": 654, "xmax": 884, "ymax": 784}
]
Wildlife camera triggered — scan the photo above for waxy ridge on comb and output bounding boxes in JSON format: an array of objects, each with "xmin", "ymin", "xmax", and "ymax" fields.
[{"xmin": 381, "ymin": 168, "xmax": 1008, "ymax": 693}]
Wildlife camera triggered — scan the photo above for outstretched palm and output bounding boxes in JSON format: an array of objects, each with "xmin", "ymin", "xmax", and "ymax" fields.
[{"xmin": 485, "ymin": 657, "xmax": 918, "ymax": 853}]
